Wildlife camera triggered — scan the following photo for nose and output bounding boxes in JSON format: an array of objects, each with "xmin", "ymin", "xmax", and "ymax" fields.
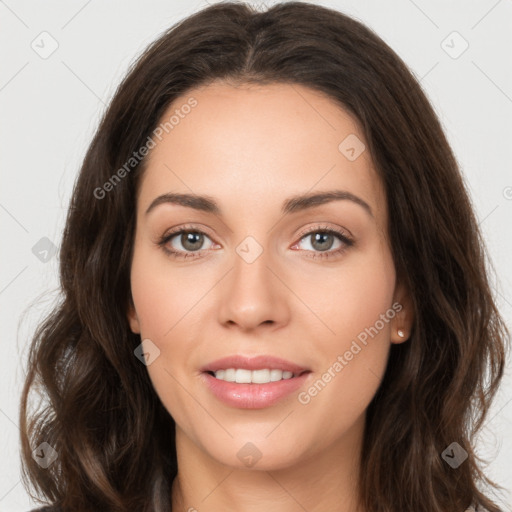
[{"xmin": 217, "ymin": 242, "xmax": 290, "ymax": 332}]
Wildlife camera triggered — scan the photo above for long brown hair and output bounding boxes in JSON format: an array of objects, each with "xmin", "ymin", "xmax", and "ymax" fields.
[{"xmin": 20, "ymin": 2, "xmax": 509, "ymax": 511}]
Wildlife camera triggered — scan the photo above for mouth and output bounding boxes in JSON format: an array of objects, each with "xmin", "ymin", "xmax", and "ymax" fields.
[
  {"xmin": 199, "ymin": 355, "xmax": 312, "ymax": 409},
  {"xmin": 201, "ymin": 354, "xmax": 310, "ymax": 375},
  {"xmin": 204, "ymin": 368, "xmax": 310, "ymax": 384}
]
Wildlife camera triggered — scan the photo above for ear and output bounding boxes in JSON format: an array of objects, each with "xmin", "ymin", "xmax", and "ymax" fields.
[
  {"xmin": 127, "ymin": 295, "xmax": 141, "ymax": 334},
  {"xmin": 390, "ymin": 279, "xmax": 414, "ymax": 344}
]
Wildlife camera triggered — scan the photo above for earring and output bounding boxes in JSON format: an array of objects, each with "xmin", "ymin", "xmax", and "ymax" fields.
[{"xmin": 397, "ymin": 329, "xmax": 405, "ymax": 338}]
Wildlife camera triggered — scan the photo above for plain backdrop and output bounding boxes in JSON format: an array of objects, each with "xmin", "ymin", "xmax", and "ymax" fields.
[{"xmin": 1, "ymin": 0, "xmax": 511, "ymax": 510}]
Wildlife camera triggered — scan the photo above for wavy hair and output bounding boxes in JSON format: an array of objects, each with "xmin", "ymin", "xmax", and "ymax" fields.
[{"xmin": 20, "ymin": 2, "xmax": 509, "ymax": 511}]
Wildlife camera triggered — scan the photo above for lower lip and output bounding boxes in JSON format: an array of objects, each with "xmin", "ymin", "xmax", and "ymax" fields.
[{"xmin": 201, "ymin": 371, "xmax": 311, "ymax": 409}]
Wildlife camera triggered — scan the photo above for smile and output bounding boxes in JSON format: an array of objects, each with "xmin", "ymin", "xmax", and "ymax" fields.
[
  {"xmin": 209, "ymin": 368, "xmax": 299, "ymax": 383},
  {"xmin": 201, "ymin": 370, "xmax": 311, "ymax": 409}
]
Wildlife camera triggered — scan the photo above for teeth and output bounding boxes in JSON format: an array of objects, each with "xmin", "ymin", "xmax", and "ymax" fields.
[{"xmin": 212, "ymin": 368, "xmax": 295, "ymax": 384}]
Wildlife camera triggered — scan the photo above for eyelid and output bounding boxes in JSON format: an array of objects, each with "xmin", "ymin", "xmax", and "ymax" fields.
[
  {"xmin": 158, "ymin": 223, "xmax": 217, "ymax": 250},
  {"xmin": 158, "ymin": 223, "xmax": 217, "ymax": 245},
  {"xmin": 161, "ymin": 222, "xmax": 354, "ymax": 243},
  {"xmin": 294, "ymin": 223, "xmax": 354, "ymax": 242}
]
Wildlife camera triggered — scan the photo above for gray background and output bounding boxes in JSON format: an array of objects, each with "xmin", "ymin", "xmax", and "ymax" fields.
[{"xmin": 1, "ymin": 0, "xmax": 511, "ymax": 510}]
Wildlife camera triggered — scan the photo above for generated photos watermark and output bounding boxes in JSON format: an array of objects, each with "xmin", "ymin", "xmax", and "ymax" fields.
[
  {"xmin": 297, "ymin": 301, "xmax": 403, "ymax": 405},
  {"xmin": 93, "ymin": 96, "xmax": 198, "ymax": 200}
]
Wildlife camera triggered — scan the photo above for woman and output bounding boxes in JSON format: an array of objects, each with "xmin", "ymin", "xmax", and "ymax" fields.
[{"xmin": 21, "ymin": 2, "xmax": 509, "ymax": 511}]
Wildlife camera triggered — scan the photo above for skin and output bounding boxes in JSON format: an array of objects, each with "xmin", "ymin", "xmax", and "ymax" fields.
[{"xmin": 127, "ymin": 81, "xmax": 414, "ymax": 512}]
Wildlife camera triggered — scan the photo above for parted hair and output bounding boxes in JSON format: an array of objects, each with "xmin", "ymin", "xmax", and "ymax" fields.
[{"xmin": 20, "ymin": 2, "xmax": 508, "ymax": 511}]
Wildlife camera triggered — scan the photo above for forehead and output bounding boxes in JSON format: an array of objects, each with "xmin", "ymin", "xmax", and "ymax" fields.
[{"xmin": 137, "ymin": 81, "xmax": 387, "ymax": 226}]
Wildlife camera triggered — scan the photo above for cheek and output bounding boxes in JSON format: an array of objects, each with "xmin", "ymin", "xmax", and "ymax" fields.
[
  {"xmin": 129, "ymin": 242, "xmax": 207, "ymax": 340},
  {"xmin": 129, "ymin": 245, "xmax": 203, "ymax": 426},
  {"xmin": 293, "ymin": 245, "xmax": 395, "ymax": 414},
  {"xmin": 296, "ymin": 242, "xmax": 396, "ymax": 349},
  {"xmin": 129, "ymin": 241, "xmax": 218, "ymax": 398}
]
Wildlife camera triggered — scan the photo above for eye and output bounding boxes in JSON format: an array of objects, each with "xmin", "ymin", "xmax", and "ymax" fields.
[
  {"xmin": 157, "ymin": 225, "xmax": 216, "ymax": 259},
  {"xmin": 157, "ymin": 224, "xmax": 354, "ymax": 261},
  {"xmin": 292, "ymin": 225, "xmax": 354, "ymax": 260}
]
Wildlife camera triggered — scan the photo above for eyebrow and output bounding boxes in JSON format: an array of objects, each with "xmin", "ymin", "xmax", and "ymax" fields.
[{"xmin": 145, "ymin": 189, "xmax": 373, "ymax": 218}]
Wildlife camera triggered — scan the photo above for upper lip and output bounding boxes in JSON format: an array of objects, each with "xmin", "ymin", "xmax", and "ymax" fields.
[{"xmin": 201, "ymin": 355, "xmax": 310, "ymax": 375}]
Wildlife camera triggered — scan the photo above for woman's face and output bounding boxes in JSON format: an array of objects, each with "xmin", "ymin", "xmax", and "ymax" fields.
[{"xmin": 127, "ymin": 81, "xmax": 412, "ymax": 470}]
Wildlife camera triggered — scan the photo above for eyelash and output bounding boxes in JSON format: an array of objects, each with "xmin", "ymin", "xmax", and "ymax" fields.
[{"xmin": 157, "ymin": 223, "xmax": 354, "ymax": 261}]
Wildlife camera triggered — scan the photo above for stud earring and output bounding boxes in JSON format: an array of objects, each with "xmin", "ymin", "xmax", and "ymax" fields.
[{"xmin": 397, "ymin": 329, "xmax": 405, "ymax": 338}]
